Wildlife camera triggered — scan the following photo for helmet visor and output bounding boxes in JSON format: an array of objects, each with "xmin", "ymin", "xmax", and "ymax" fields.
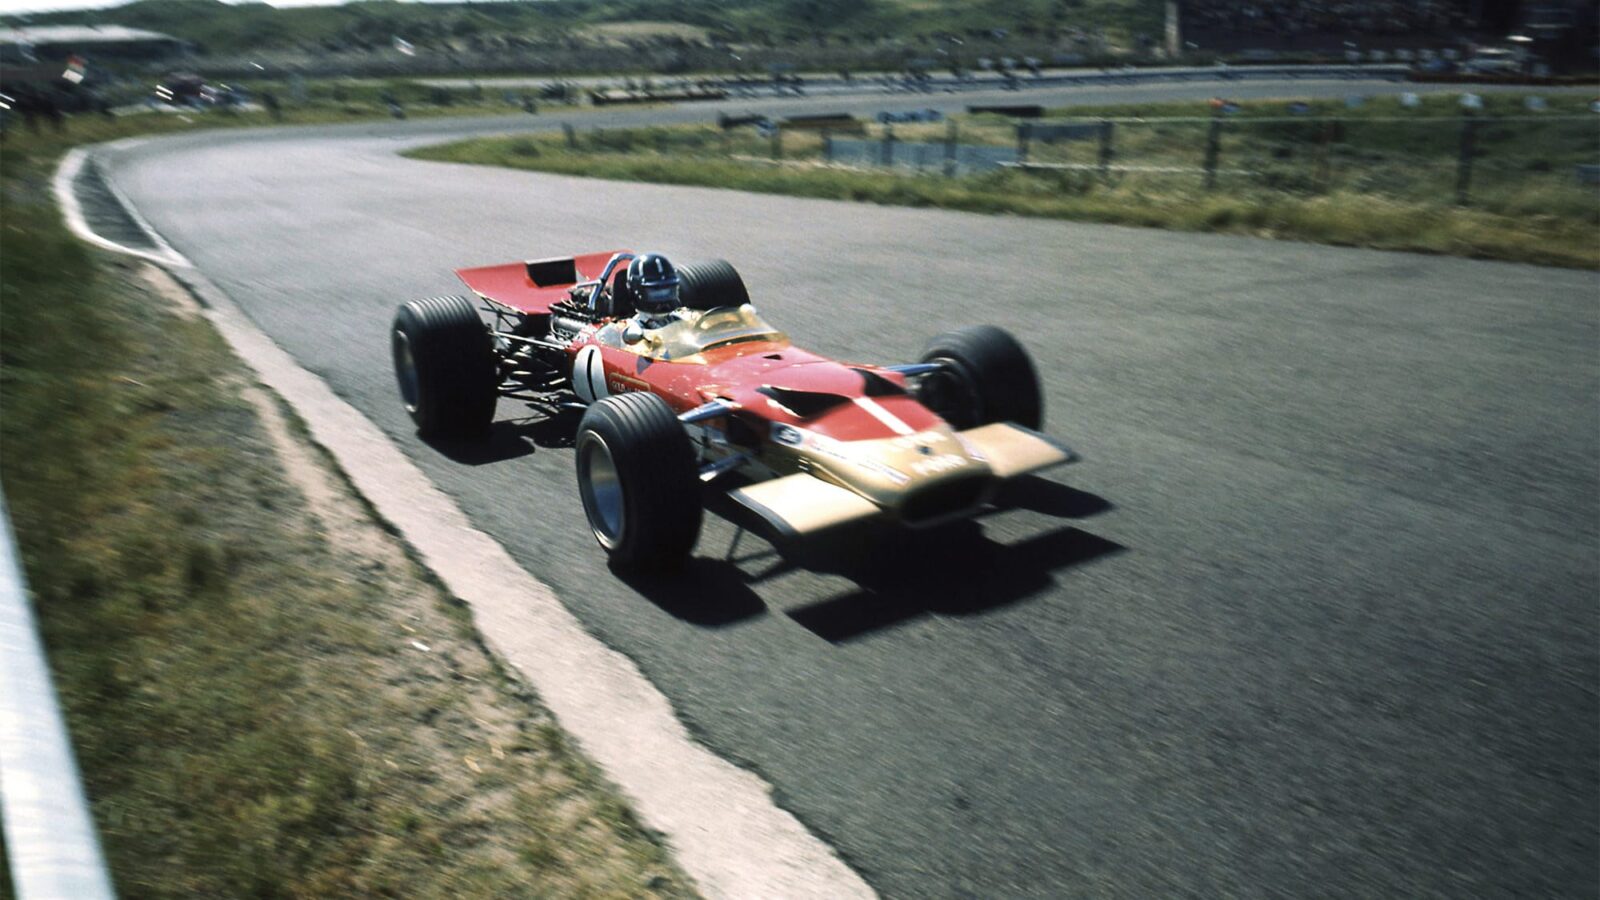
[{"xmin": 641, "ymin": 284, "xmax": 679, "ymax": 309}]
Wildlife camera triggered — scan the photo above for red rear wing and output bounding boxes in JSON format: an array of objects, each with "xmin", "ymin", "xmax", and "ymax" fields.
[{"xmin": 455, "ymin": 249, "xmax": 629, "ymax": 315}]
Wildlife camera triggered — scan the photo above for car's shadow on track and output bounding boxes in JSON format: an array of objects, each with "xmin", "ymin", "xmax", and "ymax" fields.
[
  {"xmin": 988, "ymin": 476, "xmax": 1114, "ymax": 519},
  {"xmin": 776, "ymin": 478, "xmax": 1122, "ymax": 642},
  {"xmin": 424, "ymin": 413, "xmax": 580, "ymax": 465},
  {"xmin": 624, "ymin": 475, "xmax": 1122, "ymax": 642},
  {"xmin": 425, "ymin": 410, "xmax": 1123, "ymax": 640},
  {"xmin": 613, "ymin": 558, "xmax": 770, "ymax": 628},
  {"xmin": 783, "ymin": 523, "xmax": 1123, "ymax": 642}
]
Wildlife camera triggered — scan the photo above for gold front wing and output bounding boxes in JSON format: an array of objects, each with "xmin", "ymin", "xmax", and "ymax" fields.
[{"xmin": 733, "ymin": 422, "xmax": 1078, "ymax": 538}]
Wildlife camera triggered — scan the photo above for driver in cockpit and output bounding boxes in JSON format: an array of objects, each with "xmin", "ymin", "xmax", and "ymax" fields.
[
  {"xmin": 606, "ymin": 253, "xmax": 783, "ymax": 360},
  {"xmin": 622, "ymin": 252, "xmax": 685, "ymax": 333}
]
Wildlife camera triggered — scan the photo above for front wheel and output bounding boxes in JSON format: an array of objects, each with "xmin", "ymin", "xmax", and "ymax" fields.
[
  {"xmin": 917, "ymin": 325, "xmax": 1043, "ymax": 430},
  {"xmin": 575, "ymin": 393, "xmax": 703, "ymax": 571}
]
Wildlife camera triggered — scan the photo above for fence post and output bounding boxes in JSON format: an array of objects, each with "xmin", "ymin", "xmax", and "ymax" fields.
[
  {"xmin": 822, "ymin": 129, "xmax": 833, "ymax": 163},
  {"xmin": 881, "ymin": 124, "xmax": 895, "ymax": 166},
  {"xmin": 1315, "ymin": 120, "xmax": 1334, "ymax": 191},
  {"xmin": 944, "ymin": 119, "xmax": 959, "ymax": 176},
  {"xmin": 1098, "ymin": 119, "xmax": 1115, "ymax": 181},
  {"xmin": 1202, "ymin": 113, "xmax": 1223, "ymax": 189},
  {"xmin": 563, "ymin": 122, "xmax": 576, "ymax": 149},
  {"xmin": 770, "ymin": 125, "xmax": 782, "ymax": 160},
  {"xmin": 1016, "ymin": 121, "xmax": 1031, "ymax": 164},
  {"xmin": 1455, "ymin": 115, "xmax": 1477, "ymax": 206}
]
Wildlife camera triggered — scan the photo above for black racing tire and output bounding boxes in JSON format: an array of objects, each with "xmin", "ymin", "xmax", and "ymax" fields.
[
  {"xmin": 392, "ymin": 295, "xmax": 498, "ymax": 439},
  {"xmin": 575, "ymin": 392, "xmax": 703, "ymax": 571},
  {"xmin": 918, "ymin": 325, "xmax": 1043, "ymax": 430},
  {"xmin": 677, "ymin": 259, "xmax": 750, "ymax": 311}
]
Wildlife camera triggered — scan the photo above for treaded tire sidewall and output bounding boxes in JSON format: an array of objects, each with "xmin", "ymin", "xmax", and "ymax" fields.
[
  {"xmin": 392, "ymin": 295, "xmax": 498, "ymax": 438},
  {"xmin": 576, "ymin": 392, "xmax": 703, "ymax": 570},
  {"xmin": 677, "ymin": 259, "xmax": 751, "ymax": 311},
  {"xmin": 920, "ymin": 325, "xmax": 1044, "ymax": 429}
]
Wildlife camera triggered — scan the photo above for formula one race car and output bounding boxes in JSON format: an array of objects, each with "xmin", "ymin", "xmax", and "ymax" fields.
[{"xmin": 391, "ymin": 251, "xmax": 1078, "ymax": 570}]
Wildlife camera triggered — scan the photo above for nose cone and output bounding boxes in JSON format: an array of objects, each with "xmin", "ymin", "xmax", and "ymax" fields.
[
  {"xmin": 729, "ymin": 360, "xmax": 945, "ymax": 442},
  {"xmin": 782, "ymin": 425, "xmax": 998, "ymax": 524}
]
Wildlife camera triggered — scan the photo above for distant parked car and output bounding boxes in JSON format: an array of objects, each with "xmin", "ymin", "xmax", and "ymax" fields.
[
  {"xmin": 153, "ymin": 72, "xmax": 204, "ymax": 106},
  {"xmin": 1465, "ymin": 48, "xmax": 1523, "ymax": 74}
]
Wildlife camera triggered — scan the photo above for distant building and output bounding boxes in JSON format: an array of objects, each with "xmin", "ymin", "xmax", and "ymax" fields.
[
  {"xmin": 1514, "ymin": 1, "xmax": 1599, "ymax": 71},
  {"xmin": 0, "ymin": 25, "xmax": 188, "ymax": 65}
]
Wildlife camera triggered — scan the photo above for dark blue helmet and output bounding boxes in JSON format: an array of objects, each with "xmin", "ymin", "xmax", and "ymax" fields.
[{"xmin": 627, "ymin": 253, "xmax": 681, "ymax": 315}]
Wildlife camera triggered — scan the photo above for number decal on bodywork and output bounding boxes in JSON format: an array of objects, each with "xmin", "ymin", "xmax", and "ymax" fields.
[{"xmin": 573, "ymin": 345, "xmax": 609, "ymax": 404}]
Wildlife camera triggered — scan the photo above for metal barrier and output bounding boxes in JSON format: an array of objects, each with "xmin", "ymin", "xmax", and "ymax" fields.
[
  {"xmin": 0, "ymin": 492, "xmax": 115, "ymax": 900},
  {"xmin": 723, "ymin": 63, "xmax": 1412, "ymax": 97},
  {"xmin": 826, "ymin": 137, "xmax": 1018, "ymax": 173}
]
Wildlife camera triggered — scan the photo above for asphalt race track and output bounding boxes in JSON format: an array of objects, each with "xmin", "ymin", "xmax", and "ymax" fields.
[{"xmin": 100, "ymin": 80, "xmax": 1598, "ymax": 897}]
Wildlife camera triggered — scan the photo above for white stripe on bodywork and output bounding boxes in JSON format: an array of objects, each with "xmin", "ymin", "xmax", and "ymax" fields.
[
  {"xmin": 588, "ymin": 350, "xmax": 605, "ymax": 401},
  {"xmin": 572, "ymin": 345, "xmax": 608, "ymax": 404},
  {"xmin": 854, "ymin": 397, "xmax": 915, "ymax": 435}
]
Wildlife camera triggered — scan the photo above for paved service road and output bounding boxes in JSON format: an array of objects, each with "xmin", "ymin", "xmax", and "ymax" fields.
[{"xmin": 102, "ymin": 82, "xmax": 1598, "ymax": 897}]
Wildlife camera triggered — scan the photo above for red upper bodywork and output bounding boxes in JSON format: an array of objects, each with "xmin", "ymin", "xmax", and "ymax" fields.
[
  {"xmin": 456, "ymin": 249, "xmax": 624, "ymax": 315},
  {"xmin": 458, "ymin": 250, "xmax": 946, "ymax": 444},
  {"xmin": 609, "ymin": 343, "xmax": 943, "ymax": 443}
]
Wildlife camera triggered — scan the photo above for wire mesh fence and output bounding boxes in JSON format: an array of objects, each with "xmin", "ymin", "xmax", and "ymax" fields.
[
  {"xmin": 553, "ymin": 95, "xmax": 1598, "ymax": 213},
  {"xmin": 799, "ymin": 110, "xmax": 1598, "ymax": 209},
  {"xmin": 1003, "ymin": 112, "xmax": 1600, "ymax": 210},
  {"xmin": 823, "ymin": 136, "xmax": 1019, "ymax": 174}
]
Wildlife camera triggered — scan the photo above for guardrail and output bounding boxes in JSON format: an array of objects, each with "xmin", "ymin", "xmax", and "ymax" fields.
[
  {"xmin": 709, "ymin": 63, "xmax": 1413, "ymax": 98},
  {"xmin": 0, "ymin": 492, "xmax": 115, "ymax": 900},
  {"xmin": 570, "ymin": 64, "xmax": 1415, "ymax": 106},
  {"xmin": 993, "ymin": 62, "xmax": 1412, "ymax": 87}
]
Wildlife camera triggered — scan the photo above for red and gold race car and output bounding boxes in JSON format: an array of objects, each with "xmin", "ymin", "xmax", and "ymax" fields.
[{"xmin": 391, "ymin": 251, "xmax": 1078, "ymax": 570}]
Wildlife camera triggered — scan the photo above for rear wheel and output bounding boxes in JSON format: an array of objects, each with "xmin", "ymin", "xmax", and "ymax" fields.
[
  {"xmin": 575, "ymin": 393, "xmax": 703, "ymax": 571},
  {"xmin": 392, "ymin": 295, "xmax": 498, "ymax": 438},
  {"xmin": 678, "ymin": 259, "xmax": 750, "ymax": 311},
  {"xmin": 917, "ymin": 325, "xmax": 1043, "ymax": 430}
]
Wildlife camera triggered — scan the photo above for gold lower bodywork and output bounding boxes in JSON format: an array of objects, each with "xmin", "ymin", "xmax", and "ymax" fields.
[
  {"xmin": 728, "ymin": 475, "xmax": 883, "ymax": 538},
  {"xmin": 728, "ymin": 421, "xmax": 1077, "ymax": 540}
]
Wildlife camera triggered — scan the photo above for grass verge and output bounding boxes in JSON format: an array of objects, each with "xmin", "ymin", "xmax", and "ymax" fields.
[
  {"xmin": 404, "ymin": 94, "xmax": 1600, "ymax": 269},
  {"xmin": 0, "ymin": 121, "xmax": 694, "ymax": 896}
]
